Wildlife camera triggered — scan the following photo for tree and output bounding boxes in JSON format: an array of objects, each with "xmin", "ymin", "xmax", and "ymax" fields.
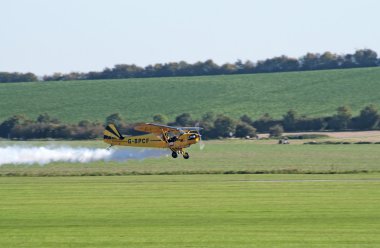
[
  {"xmin": 202, "ymin": 59, "xmax": 220, "ymax": 75},
  {"xmin": 0, "ymin": 115, "xmax": 29, "ymax": 138},
  {"xmin": 341, "ymin": 54, "xmax": 356, "ymax": 68},
  {"xmin": 43, "ymin": 72, "xmax": 64, "ymax": 81},
  {"xmin": 78, "ymin": 120, "xmax": 91, "ymax": 127},
  {"xmin": 319, "ymin": 51, "xmax": 339, "ymax": 69},
  {"xmin": 213, "ymin": 115, "xmax": 236, "ymax": 137},
  {"xmin": 252, "ymin": 113, "xmax": 279, "ymax": 132},
  {"xmin": 199, "ymin": 121, "xmax": 216, "ymax": 139},
  {"xmin": 111, "ymin": 64, "xmax": 144, "ymax": 78},
  {"xmin": 0, "ymin": 72, "xmax": 38, "ymax": 83},
  {"xmin": 105, "ymin": 113, "xmax": 124, "ymax": 126},
  {"xmin": 329, "ymin": 106, "xmax": 352, "ymax": 130},
  {"xmin": 240, "ymin": 114, "xmax": 253, "ymax": 125},
  {"xmin": 269, "ymin": 124, "xmax": 284, "ymax": 138},
  {"xmin": 242, "ymin": 60, "xmax": 255, "ymax": 73},
  {"xmin": 295, "ymin": 117, "xmax": 327, "ymax": 131},
  {"xmin": 255, "ymin": 56, "xmax": 299, "ymax": 72},
  {"xmin": 353, "ymin": 49, "xmax": 378, "ymax": 67},
  {"xmin": 153, "ymin": 114, "xmax": 168, "ymax": 124},
  {"xmin": 175, "ymin": 113, "xmax": 193, "ymax": 126},
  {"xmin": 283, "ymin": 109, "xmax": 298, "ymax": 131},
  {"xmin": 235, "ymin": 122, "xmax": 256, "ymax": 138},
  {"xmin": 202, "ymin": 112, "xmax": 216, "ymax": 123},
  {"xmin": 300, "ymin": 53, "xmax": 320, "ymax": 70},
  {"xmin": 37, "ymin": 113, "xmax": 60, "ymax": 124},
  {"xmin": 357, "ymin": 105, "xmax": 380, "ymax": 129},
  {"xmin": 199, "ymin": 112, "xmax": 216, "ymax": 139},
  {"xmin": 220, "ymin": 63, "xmax": 237, "ymax": 74}
]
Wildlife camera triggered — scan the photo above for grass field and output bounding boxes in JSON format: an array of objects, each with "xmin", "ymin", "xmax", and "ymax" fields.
[
  {"xmin": 1, "ymin": 174, "xmax": 379, "ymax": 248},
  {"xmin": 1, "ymin": 138, "xmax": 380, "ymax": 247},
  {"xmin": 1, "ymin": 139, "xmax": 380, "ymax": 176},
  {"xmin": 1, "ymin": 67, "xmax": 380, "ymax": 123}
]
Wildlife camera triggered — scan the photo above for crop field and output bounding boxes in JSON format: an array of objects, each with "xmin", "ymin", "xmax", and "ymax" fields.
[
  {"xmin": 1, "ymin": 138, "xmax": 380, "ymax": 176},
  {"xmin": 1, "ymin": 174, "xmax": 379, "ymax": 248},
  {"xmin": 1, "ymin": 67, "xmax": 380, "ymax": 123}
]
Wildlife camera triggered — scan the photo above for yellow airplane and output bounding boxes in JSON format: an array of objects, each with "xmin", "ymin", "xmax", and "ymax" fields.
[{"xmin": 103, "ymin": 123, "xmax": 203, "ymax": 159}]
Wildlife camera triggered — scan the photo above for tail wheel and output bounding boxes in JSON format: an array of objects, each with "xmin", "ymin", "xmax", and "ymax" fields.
[
  {"xmin": 171, "ymin": 151, "xmax": 178, "ymax": 158},
  {"xmin": 183, "ymin": 152, "xmax": 190, "ymax": 159}
]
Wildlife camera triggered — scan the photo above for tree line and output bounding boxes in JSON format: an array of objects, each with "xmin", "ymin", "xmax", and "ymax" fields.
[
  {"xmin": 1, "ymin": 49, "xmax": 379, "ymax": 83},
  {"xmin": 0, "ymin": 72, "xmax": 38, "ymax": 83},
  {"xmin": 0, "ymin": 105, "xmax": 379, "ymax": 140}
]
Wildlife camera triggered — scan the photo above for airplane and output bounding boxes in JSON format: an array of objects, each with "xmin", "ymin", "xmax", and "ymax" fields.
[{"xmin": 103, "ymin": 123, "xmax": 203, "ymax": 159}]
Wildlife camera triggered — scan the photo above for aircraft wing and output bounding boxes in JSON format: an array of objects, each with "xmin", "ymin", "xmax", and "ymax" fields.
[
  {"xmin": 180, "ymin": 126, "xmax": 203, "ymax": 132},
  {"xmin": 134, "ymin": 123, "xmax": 202, "ymax": 134},
  {"xmin": 134, "ymin": 123, "xmax": 179, "ymax": 133}
]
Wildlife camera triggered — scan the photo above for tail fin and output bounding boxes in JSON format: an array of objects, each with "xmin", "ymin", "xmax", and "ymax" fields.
[{"xmin": 104, "ymin": 124, "xmax": 124, "ymax": 140}]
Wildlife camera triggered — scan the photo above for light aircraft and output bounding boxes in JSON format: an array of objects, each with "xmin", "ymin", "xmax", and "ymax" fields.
[{"xmin": 103, "ymin": 123, "xmax": 203, "ymax": 159}]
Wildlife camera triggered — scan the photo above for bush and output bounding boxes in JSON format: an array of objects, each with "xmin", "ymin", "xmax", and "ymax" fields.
[
  {"xmin": 174, "ymin": 113, "xmax": 193, "ymax": 126},
  {"xmin": 0, "ymin": 115, "xmax": 30, "ymax": 138},
  {"xmin": 283, "ymin": 110, "xmax": 297, "ymax": 131},
  {"xmin": 235, "ymin": 122, "xmax": 256, "ymax": 138},
  {"xmin": 240, "ymin": 114, "xmax": 253, "ymax": 125},
  {"xmin": 152, "ymin": 114, "xmax": 168, "ymax": 124},
  {"xmin": 328, "ymin": 106, "xmax": 352, "ymax": 130},
  {"xmin": 286, "ymin": 134, "xmax": 329, "ymax": 139},
  {"xmin": 269, "ymin": 124, "xmax": 284, "ymax": 138},
  {"xmin": 105, "ymin": 113, "xmax": 124, "ymax": 126},
  {"xmin": 37, "ymin": 113, "xmax": 60, "ymax": 124},
  {"xmin": 295, "ymin": 117, "xmax": 327, "ymax": 131},
  {"xmin": 213, "ymin": 115, "xmax": 236, "ymax": 137},
  {"xmin": 252, "ymin": 113, "xmax": 281, "ymax": 132},
  {"xmin": 199, "ymin": 121, "xmax": 216, "ymax": 139},
  {"xmin": 356, "ymin": 105, "xmax": 380, "ymax": 129}
]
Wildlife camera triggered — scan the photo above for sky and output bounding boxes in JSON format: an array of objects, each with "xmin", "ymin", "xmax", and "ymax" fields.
[{"xmin": 1, "ymin": 0, "xmax": 379, "ymax": 75}]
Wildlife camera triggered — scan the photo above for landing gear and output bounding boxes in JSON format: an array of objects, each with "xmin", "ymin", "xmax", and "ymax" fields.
[
  {"xmin": 171, "ymin": 150, "xmax": 190, "ymax": 159},
  {"xmin": 183, "ymin": 152, "xmax": 190, "ymax": 159},
  {"xmin": 171, "ymin": 151, "xmax": 178, "ymax": 158}
]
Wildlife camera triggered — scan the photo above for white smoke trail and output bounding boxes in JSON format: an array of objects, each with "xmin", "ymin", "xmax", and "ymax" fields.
[{"xmin": 0, "ymin": 146, "xmax": 168, "ymax": 166}]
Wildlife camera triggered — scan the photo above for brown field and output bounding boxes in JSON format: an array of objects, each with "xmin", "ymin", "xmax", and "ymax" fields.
[{"xmin": 258, "ymin": 130, "xmax": 380, "ymax": 142}]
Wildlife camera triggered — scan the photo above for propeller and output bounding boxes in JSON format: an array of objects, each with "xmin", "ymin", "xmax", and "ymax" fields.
[{"xmin": 195, "ymin": 122, "xmax": 205, "ymax": 150}]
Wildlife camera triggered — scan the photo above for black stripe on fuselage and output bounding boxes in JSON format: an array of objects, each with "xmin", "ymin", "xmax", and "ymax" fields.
[{"xmin": 106, "ymin": 125, "xmax": 121, "ymax": 138}]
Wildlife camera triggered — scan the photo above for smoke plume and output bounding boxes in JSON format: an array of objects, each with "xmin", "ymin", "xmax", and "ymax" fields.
[{"xmin": 0, "ymin": 146, "xmax": 168, "ymax": 166}]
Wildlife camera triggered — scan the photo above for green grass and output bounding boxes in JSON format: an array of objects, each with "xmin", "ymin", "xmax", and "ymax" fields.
[
  {"xmin": 1, "ymin": 140, "xmax": 380, "ymax": 176},
  {"xmin": 1, "ymin": 67, "xmax": 380, "ymax": 123},
  {"xmin": 0, "ymin": 174, "xmax": 379, "ymax": 247}
]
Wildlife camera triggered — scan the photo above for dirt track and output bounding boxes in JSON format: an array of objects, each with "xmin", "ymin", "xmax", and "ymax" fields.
[{"xmin": 259, "ymin": 130, "xmax": 380, "ymax": 142}]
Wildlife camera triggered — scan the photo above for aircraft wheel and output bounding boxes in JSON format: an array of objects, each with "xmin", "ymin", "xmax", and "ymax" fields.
[
  {"xmin": 171, "ymin": 151, "xmax": 178, "ymax": 158},
  {"xmin": 183, "ymin": 152, "xmax": 190, "ymax": 159}
]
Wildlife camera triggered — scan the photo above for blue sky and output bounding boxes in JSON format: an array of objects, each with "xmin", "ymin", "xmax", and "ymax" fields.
[{"xmin": 1, "ymin": 0, "xmax": 379, "ymax": 75}]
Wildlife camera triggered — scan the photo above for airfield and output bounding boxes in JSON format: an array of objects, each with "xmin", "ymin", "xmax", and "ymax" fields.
[
  {"xmin": 1, "ymin": 174, "xmax": 379, "ymax": 248},
  {"xmin": 1, "ymin": 132, "xmax": 380, "ymax": 247},
  {"xmin": 1, "ymin": 67, "xmax": 380, "ymax": 247}
]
